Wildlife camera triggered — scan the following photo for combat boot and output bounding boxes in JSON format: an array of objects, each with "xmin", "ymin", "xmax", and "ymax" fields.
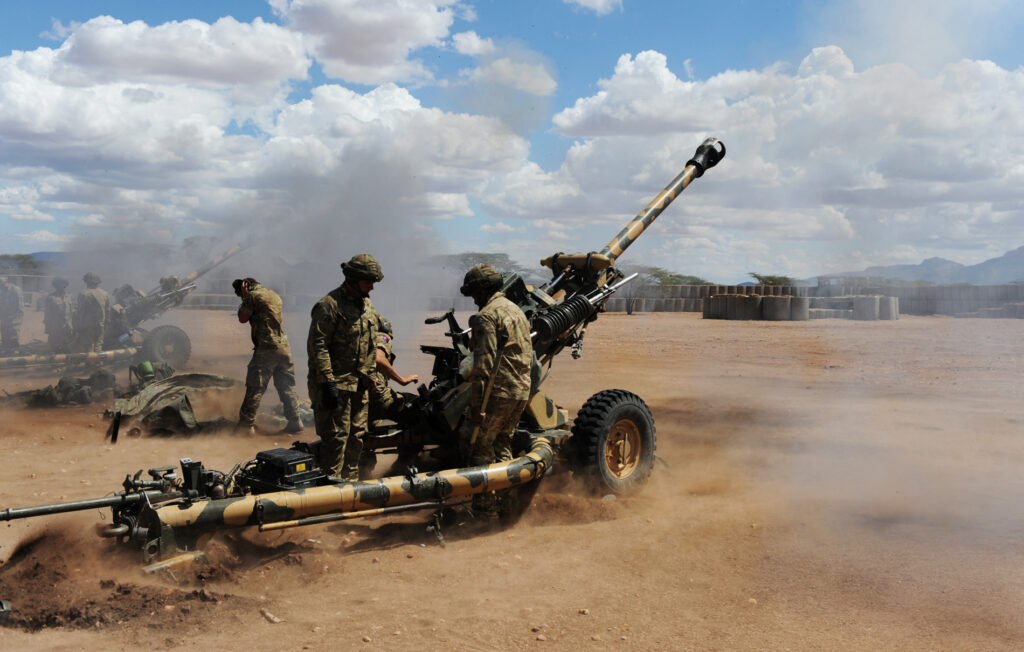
[{"xmin": 282, "ymin": 420, "xmax": 304, "ymax": 434}]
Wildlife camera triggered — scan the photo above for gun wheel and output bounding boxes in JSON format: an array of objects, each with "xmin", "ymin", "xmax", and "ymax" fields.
[
  {"xmin": 572, "ymin": 389, "xmax": 656, "ymax": 494},
  {"xmin": 140, "ymin": 325, "xmax": 192, "ymax": 367}
]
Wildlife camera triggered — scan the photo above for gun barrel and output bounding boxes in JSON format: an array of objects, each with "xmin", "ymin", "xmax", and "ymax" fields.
[
  {"xmin": 599, "ymin": 137, "xmax": 725, "ymax": 262},
  {"xmin": 0, "ymin": 490, "xmax": 177, "ymax": 521},
  {"xmin": 179, "ymin": 244, "xmax": 243, "ymax": 286},
  {"xmin": 0, "ymin": 346, "xmax": 139, "ymax": 370}
]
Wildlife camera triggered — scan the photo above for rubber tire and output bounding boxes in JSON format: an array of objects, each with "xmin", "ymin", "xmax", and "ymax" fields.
[
  {"xmin": 140, "ymin": 325, "xmax": 192, "ymax": 367},
  {"xmin": 572, "ymin": 389, "xmax": 656, "ymax": 495}
]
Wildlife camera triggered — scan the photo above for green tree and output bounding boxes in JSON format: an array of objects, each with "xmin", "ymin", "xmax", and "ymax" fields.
[
  {"xmin": 0, "ymin": 254, "xmax": 44, "ymax": 272},
  {"xmin": 749, "ymin": 272, "xmax": 794, "ymax": 286}
]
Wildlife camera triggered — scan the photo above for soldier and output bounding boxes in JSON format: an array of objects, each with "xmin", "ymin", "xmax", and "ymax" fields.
[
  {"xmin": 74, "ymin": 271, "xmax": 110, "ymax": 353},
  {"xmin": 307, "ymin": 254, "xmax": 382, "ymax": 480},
  {"xmin": 233, "ymin": 277, "xmax": 303, "ymax": 435},
  {"xmin": 0, "ymin": 275, "xmax": 24, "ymax": 353},
  {"xmin": 459, "ymin": 263, "xmax": 533, "ymax": 518},
  {"xmin": 43, "ymin": 277, "xmax": 74, "ymax": 353},
  {"xmin": 369, "ymin": 315, "xmax": 420, "ymax": 422},
  {"xmin": 368, "ymin": 314, "xmax": 420, "ymax": 476}
]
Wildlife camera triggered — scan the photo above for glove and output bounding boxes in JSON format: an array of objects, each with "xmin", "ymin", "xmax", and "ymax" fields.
[{"xmin": 320, "ymin": 382, "xmax": 340, "ymax": 410}]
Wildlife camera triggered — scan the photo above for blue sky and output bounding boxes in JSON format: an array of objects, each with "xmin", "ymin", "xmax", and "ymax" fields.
[{"xmin": 2, "ymin": 0, "xmax": 1024, "ymax": 284}]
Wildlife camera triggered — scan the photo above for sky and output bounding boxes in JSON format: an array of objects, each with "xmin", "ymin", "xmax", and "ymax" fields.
[{"xmin": 2, "ymin": 0, "xmax": 1024, "ymax": 284}]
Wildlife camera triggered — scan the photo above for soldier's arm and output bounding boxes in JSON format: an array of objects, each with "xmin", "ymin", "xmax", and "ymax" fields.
[
  {"xmin": 470, "ymin": 313, "xmax": 498, "ymax": 413},
  {"xmin": 374, "ymin": 348, "xmax": 418, "ymax": 386},
  {"xmin": 307, "ymin": 300, "xmax": 338, "ymax": 383},
  {"xmin": 237, "ymin": 293, "xmax": 253, "ymax": 324}
]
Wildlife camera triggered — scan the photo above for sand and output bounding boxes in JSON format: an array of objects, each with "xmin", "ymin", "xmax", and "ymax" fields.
[{"xmin": 1, "ymin": 309, "xmax": 1023, "ymax": 650}]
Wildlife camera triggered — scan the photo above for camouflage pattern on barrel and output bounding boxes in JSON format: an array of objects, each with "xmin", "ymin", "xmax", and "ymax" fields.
[
  {"xmin": 171, "ymin": 244, "xmax": 243, "ymax": 289},
  {"xmin": 600, "ymin": 137, "xmax": 725, "ymax": 261},
  {"xmin": 0, "ymin": 346, "xmax": 138, "ymax": 370}
]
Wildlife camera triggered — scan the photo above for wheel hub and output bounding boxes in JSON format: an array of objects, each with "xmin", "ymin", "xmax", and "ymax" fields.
[{"xmin": 604, "ymin": 419, "xmax": 641, "ymax": 478}]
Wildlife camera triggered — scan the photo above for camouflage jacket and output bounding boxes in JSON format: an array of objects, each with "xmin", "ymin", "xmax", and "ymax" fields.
[
  {"xmin": 44, "ymin": 291, "xmax": 73, "ymax": 335},
  {"xmin": 470, "ymin": 291, "xmax": 532, "ymax": 409},
  {"xmin": 307, "ymin": 285, "xmax": 378, "ymax": 392},
  {"xmin": 239, "ymin": 284, "xmax": 291, "ymax": 353},
  {"xmin": 75, "ymin": 288, "xmax": 110, "ymax": 329},
  {"xmin": 0, "ymin": 284, "xmax": 23, "ymax": 323}
]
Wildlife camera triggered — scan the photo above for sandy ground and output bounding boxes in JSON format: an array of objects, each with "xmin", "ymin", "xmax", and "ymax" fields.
[{"xmin": 1, "ymin": 308, "xmax": 1023, "ymax": 650}]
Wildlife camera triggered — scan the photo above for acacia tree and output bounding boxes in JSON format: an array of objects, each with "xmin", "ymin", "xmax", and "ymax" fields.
[{"xmin": 749, "ymin": 272, "xmax": 794, "ymax": 286}]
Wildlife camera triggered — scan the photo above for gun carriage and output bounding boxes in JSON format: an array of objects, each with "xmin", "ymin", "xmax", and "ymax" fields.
[
  {"xmin": 0, "ymin": 245, "xmax": 242, "ymax": 370},
  {"xmin": 1, "ymin": 139, "xmax": 725, "ymax": 567}
]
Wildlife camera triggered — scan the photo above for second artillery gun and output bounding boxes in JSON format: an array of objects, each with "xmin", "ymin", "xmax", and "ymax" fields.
[
  {"xmin": 0, "ymin": 139, "xmax": 725, "ymax": 568},
  {"xmin": 0, "ymin": 244, "xmax": 242, "ymax": 370}
]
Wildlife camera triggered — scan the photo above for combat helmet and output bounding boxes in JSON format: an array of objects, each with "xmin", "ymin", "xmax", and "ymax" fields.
[
  {"xmin": 460, "ymin": 263, "xmax": 503, "ymax": 296},
  {"xmin": 83, "ymin": 271, "xmax": 101, "ymax": 286},
  {"xmin": 341, "ymin": 254, "xmax": 383, "ymax": 282},
  {"xmin": 52, "ymin": 277, "xmax": 69, "ymax": 289}
]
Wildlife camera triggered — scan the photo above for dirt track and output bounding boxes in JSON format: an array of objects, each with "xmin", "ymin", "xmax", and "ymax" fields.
[{"xmin": 1, "ymin": 310, "xmax": 1023, "ymax": 650}]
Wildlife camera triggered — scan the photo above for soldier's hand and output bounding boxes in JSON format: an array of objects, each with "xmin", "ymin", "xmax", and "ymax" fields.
[
  {"xmin": 321, "ymin": 382, "xmax": 340, "ymax": 410},
  {"xmin": 399, "ymin": 374, "xmax": 419, "ymax": 386}
]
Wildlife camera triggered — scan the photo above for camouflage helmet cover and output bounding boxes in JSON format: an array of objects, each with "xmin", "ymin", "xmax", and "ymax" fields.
[
  {"xmin": 341, "ymin": 254, "xmax": 383, "ymax": 282},
  {"xmin": 52, "ymin": 276, "xmax": 69, "ymax": 289},
  {"xmin": 460, "ymin": 263, "xmax": 502, "ymax": 296},
  {"xmin": 83, "ymin": 271, "xmax": 101, "ymax": 285}
]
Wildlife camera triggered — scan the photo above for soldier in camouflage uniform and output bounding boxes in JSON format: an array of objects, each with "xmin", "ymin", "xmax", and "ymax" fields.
[
  {"xmin": 74, "ymin": 271, "xmax": 110, "ymax": 353},
  {"xmin": 369, "ymin": 315, "xmax": 419, "ymax": 423},
  {"xmin": 368, "ymin": 314, "xmax": 420, "ymax": 475},
  {"xmin": 460, "ymin": 263, "xmax": 533, "ymax": 516},
  {"xmin": 44, "ymin": 277, "xmax": 74, "ymax": 353},
  {"xmin": 0, "ymin": 276, "xmax": 24, "ymax": 353},
  {"xmin": 234, "ymin": 277, "xmax": 303, "ymax": 434},
  {"xmin": 307, "ymin": 254, "xmax": 383, "ymax": 480}
]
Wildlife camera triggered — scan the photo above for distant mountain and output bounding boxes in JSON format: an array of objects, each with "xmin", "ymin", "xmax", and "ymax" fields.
[{"xmin": 825, "ymin": 245, "xmax": 1024, "ymax": 285}]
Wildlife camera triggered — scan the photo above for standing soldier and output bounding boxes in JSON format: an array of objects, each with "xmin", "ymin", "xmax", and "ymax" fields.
[
  {"xmin": 74, "ymin": 271, "xmax": 110, "ymax": 353},
  {"xmin": 0, "ymin": 276, "xmax": 24, "ymax": 353},
  {"xmin": 233, "ymin": 277, "xmax": 303, "ymax": 435},
  {"xmin": 307, "ymin": 254, "xmax": 383, "ymax": 480},
  {"xmin": 459, "ymin": 263, "xmax": 533, "ymax": 518},
  {"xmin": 44, "ymin": 277, "xmax": 74, "ymax": 353}
]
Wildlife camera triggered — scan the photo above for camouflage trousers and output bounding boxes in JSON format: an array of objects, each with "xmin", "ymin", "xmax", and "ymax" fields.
[
  {"xmin": 238, "ymin": 348, "xmax": 301, "ymax": 427},
  {"xmin": 74, "ymin": 326, "xmax": 104, "ymax": 353},
  {"xmin": 462, "ymin": 395, "xmax": 528, "ymax": 514},
  {"xmin": 311, "ymin": 384, "xmax": 369, "ymax": 480},
  {"xmin": 0, "ymin": 317, "xmax": 20, "ymax": 350},
  {"xmin": 47, "ymin": 328, "xmax": 73, "ymax": 354},
  {"xmin": 368, "ymin": 376, "xmax": 412, "ymax": 425}
]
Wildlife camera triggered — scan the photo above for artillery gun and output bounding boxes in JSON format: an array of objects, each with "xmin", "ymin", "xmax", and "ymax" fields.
[
  {"xmin": 0, "ymin": 139, "xmax": 724, "ymax": 568},
  {"xmin": 0, "ymin": 244, "xmax": 242, "ymax": 370}
]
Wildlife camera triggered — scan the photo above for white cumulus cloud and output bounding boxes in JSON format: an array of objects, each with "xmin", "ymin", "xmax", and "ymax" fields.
[{"xmin": 270, "ymin": 0, "xmax": 456, "ymax": 84}]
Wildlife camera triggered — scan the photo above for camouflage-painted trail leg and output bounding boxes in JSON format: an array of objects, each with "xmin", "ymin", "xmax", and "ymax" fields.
[
  {"xmin": 270, "ymin": 353, "xmax": 301, "ymax": 425},
  {"xmin": 238, "ymin": 353, "xmax": 274, "ymax": 427}
]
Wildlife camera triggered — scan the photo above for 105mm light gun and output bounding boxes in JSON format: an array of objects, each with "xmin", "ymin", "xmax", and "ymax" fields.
[{"xmin": 0, "ymin": 139, "xmax": 725, "ymax": 566}]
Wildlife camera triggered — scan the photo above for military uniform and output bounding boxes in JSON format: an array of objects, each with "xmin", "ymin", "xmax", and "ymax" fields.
[
  {"xmin": 44, "ymin": 280, "xmax": 74, "ymax": 353},
  {"xmin": 74, "ymin": 273, "xmax": 110, "ymax": 353},
  {"xmin": 466, "ymin": 290, "xmax": 533, "ymax": 466},
  {"xmin": 368, "ymin": 316, "xmax": 408, "ymax": 425},
  {"xmin": 237, "ymin": 283, "xmax": 302, "ymax": 430},
  {"xmin": 0, "ymin": 279, "xmax": 24, "ymax": 352},
  {"xmin": 308, "ymin": 252, "xmax": 383, "ymax": 478}
]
